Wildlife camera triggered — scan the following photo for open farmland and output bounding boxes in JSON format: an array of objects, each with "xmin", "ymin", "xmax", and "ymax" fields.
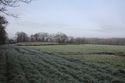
[
  {"xmin": 28, "ymin": 44, "xmax": 125, "ymax": 67},
  {"xmin": 28, "ymin": 44, "xmax": 125, "ymax": 56},
  {"xmin": 0, "ymin": 45, "xmax": 125, "ymax": 83}
]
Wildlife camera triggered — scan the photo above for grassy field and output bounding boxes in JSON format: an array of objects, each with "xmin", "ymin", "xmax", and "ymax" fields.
[
  {"xmin": 0, "ymin": 45, "xmax": 125, "ymax": 83},
  {"xmin": 28, "ymin": 44, "xmax": 125, "ymax": 67},
  {"xmin": 16, "ymin": 42, "xmax": 59, "ymax": 46},
  {"xmin": 28, "ymin": 44, "xmax": 125, "ymax": 55}
]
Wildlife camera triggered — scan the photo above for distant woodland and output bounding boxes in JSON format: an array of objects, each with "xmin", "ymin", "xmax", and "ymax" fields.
[{"xmin": 8, "ymin": 32, "xmax": 125, "ymax": 45}]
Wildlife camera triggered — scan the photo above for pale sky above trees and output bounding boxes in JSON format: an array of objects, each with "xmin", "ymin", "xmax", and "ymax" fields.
[{"xmin": 6, "ymin": 0, "xmax": 125, "ymax": 38}]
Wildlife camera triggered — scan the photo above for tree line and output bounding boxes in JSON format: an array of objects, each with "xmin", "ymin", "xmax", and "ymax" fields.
[
  {"xmin": 8, "ymin": 32, "xmax": 125, "ymax": 45},
  {"xmin": 1, "ymin": 0, "xmax": 125, "ymax": 46}
]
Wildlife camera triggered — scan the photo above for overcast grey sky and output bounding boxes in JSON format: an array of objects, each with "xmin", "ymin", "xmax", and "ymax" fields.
[{"xmin": 6, "ymin": 0, "xmax": 125, "ymax": 38}]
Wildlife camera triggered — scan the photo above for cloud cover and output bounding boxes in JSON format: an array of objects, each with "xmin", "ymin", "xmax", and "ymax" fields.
[{"xmin": 6, "ymin": 0, "xmax": 125, "ymax": 38}]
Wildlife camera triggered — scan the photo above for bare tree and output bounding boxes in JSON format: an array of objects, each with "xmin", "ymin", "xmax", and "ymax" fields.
[
  {"xmin": 54, "ymin": 32, "xmax": 68, "ymax": 44},
  {"xmin": 16, "ymin": 32, "xmax": 29, "ymax": 42},
  {"xmin": 39, "ymin": 32, "xmax": 49, "ymax": 42},
  {"xmin": 0, "ymin": 0, "xmax": 32, "ymax": 16},
  {"xmin": 30, "ymin": 32, "xmax": 49, "ymax": 42},
  {"xmin": 0, "ymin": 0, "xmax": 32, "ymax": 45},
  {"xmin": 0, "ymin": 16, "xmax": 7, "ymax": 45},
  {"xmin": 33, "ymin": 33, "xmax": 40, "ymax": 42}
]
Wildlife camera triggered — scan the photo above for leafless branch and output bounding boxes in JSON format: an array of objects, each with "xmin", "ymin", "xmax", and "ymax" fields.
[{"xmin": 0, "ymin": 0, "xmax": 32, "ymax": 17}]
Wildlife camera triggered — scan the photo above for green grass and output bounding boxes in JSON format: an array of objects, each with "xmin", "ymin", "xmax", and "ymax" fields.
[
  {"xmin": 59, "ymin": 54, "xmax": 125, "ymax": 67},
  {"xmin": 0, "ymin": 45, "xmax": 125, "ymax": 83},
  {"xmin": 28, "ymin": 44, "xmax": 125, "ymax": 55},
  {"xmin": 27, "ymin": 44, "xmax": 125, "ymax": 67}
]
